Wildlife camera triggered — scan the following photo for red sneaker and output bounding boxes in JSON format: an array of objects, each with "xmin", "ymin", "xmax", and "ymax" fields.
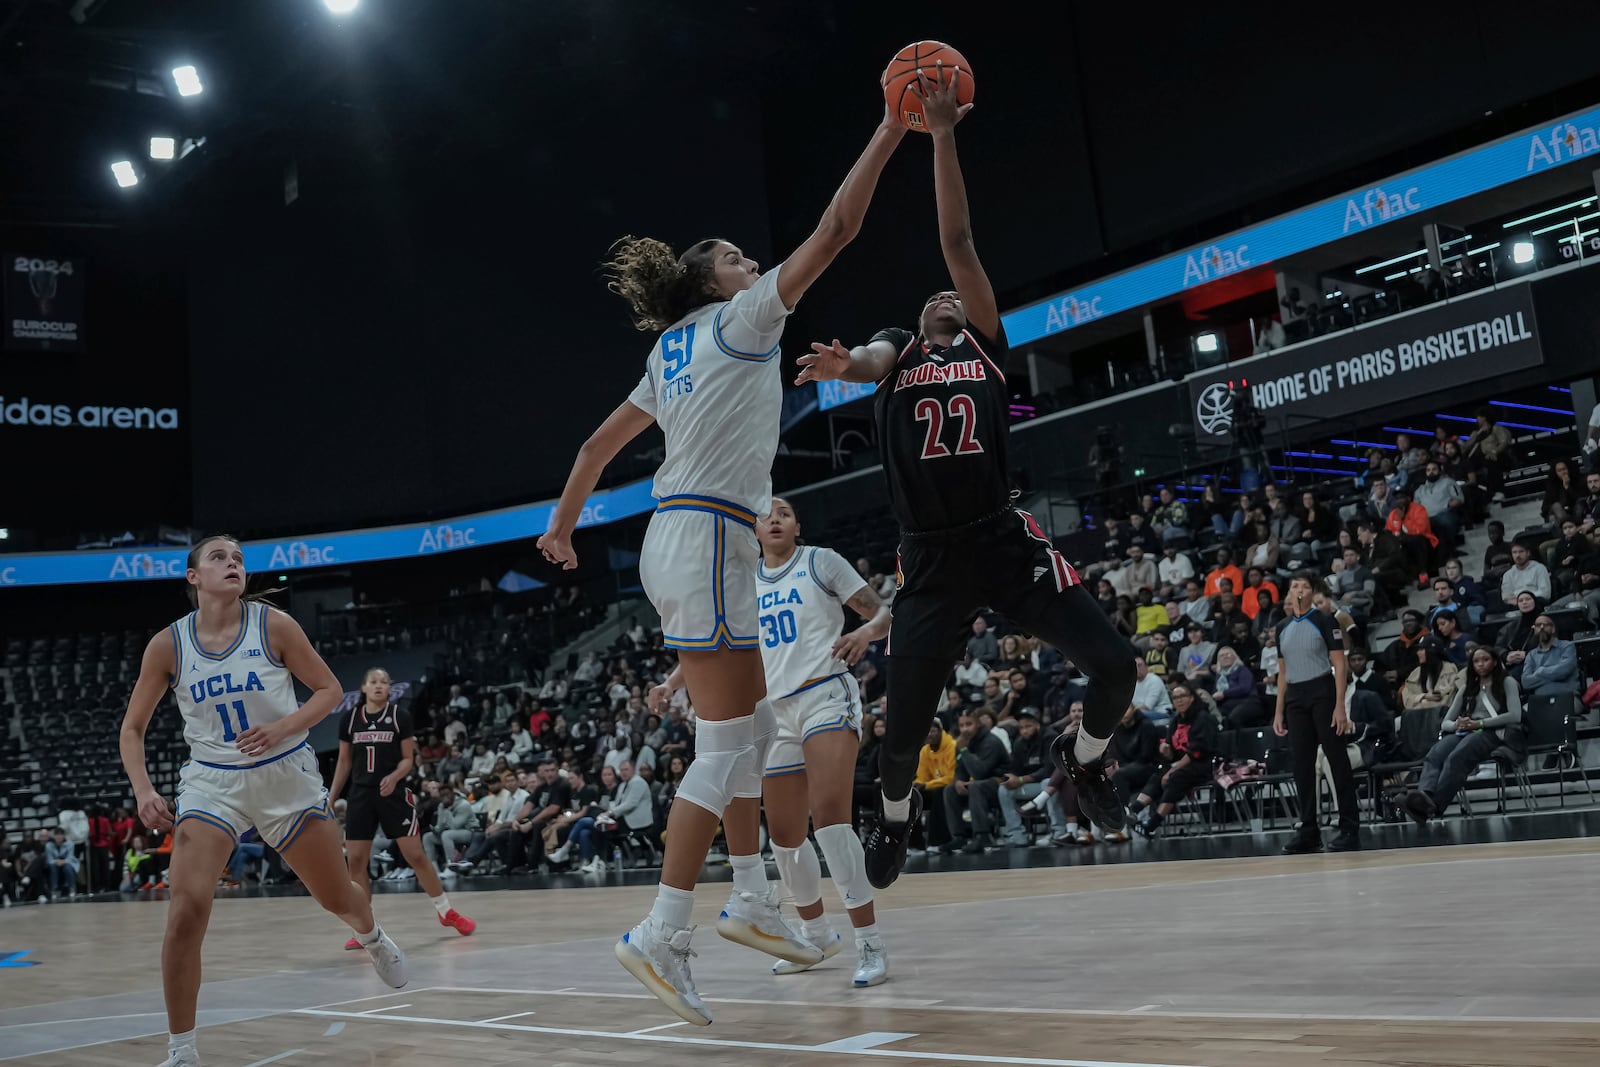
[
  {"xmin": 439, "ymin": 908, "xmax": 476, "ymax": 936},
  {"xmin": 343, "ymin": 936, "xmax": 363, "ymax": 951}
]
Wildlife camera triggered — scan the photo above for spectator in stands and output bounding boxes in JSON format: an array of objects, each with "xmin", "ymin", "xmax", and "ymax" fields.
[
  {"xmin": 1441, "ymin": 558, "xmax": 1487, "ymax": 628},
  {"xmin": 1125, "ymin": 510, "xmax": 1159, "ymax": 555},
  {"xmin": 1428, "ymin": 579, "xmax": 1468, "ymax": 633},
  {"xmin": 1210, "ymin": 592, "xmax": 1248, "ymax": 644},
  {"xmin": 507, "ymin": 719, "xmax": 535, "ymax": 766},
  {"xmin": 1130, "ymin": 683, "xmax": 1220, "ymax": 837},
  {"xmin": 1145, "ymin": 630, "xmax": 1176, "ymax": 677},
  {"xmin": 1413, "ymin": 460, "xmax": 1464, "ymax": 546},
  {"xmin": 1501, "ymin": 543, "xmax": 1551, "ymax": 607},
  {"xmin": 1384, "ymin": 488, "xmax": 1436, "ymax": 587},
  {"xmin": 915, "ymin": 721, "xmax": 957, "ymax": 849},
  {"xmin": 1152, "ymin": 487, "xmax": 1190, "ymax": 542},
  {"xmin": 45, "ymin": 826, "xmax": 76, "ymax": 899},
  {"xmin": 566, "ymin": 765, "xmax": 619, "ymax": 874},
  {"xmin": 0, "ymin": 829, "xmax": 20, "ymax": 903},
  {"xmin": 1482, "ymin": 521, "xmax": 1515, "ymax": 583},
  {"xmin": 1241, "ymin": 521, "xmax": 1279, "ymax": 574},
  {"xmin": 986, "ymin": 636, "xmax": 1032, "ymax": 680},
  {"xmin": 1107, "ymin": 702, "xmax": 1163, "ymax": 807},
  {"xmin": 572, "ymin": 651, "xmax": 602, "ymax": 686},
  {"xmin": 468, "ymin": 743, "xmax": 496, "ymax": 782},
  {"xmin": 1404, "ymin": 646, "xmax": 1522, "ymax": 824},
  {"xmin": 119, "ymin": 834, "xmax": 157, "ymax": 892},
  {"xmin": 1122, "ymin": 544, "xmax": 1158, "ymax": 593},
  {"xmin": 538, "ymin": 672, "xmax": 569, "ymax": 704},
  {"xmin": 1204, "ymin": 549, "xmax": 1244, "ymax": 598},
  {"xmin": 954, "ymin": 652, "xmax": 988, "ymax": 692},
  {"xmin": 1092, "ymin": 577, "xmax": 1119, "ymax": 616},
  {"xmin": 1430, "ymin": 610, "xmax": 1469, "ymax": 666},
  {"xmin": 1268, "ymin": 498, "xmax": 1301, "ymax": 546},
  {"xmin": 1394, "ymin": 432, "xmax": 1426, "ymax": 475},
  {"xmin": 421, "ymin": 783, "xmax": 478, "ymax": 877},
  {"xmin": 1177, "ymin": 621, "xmax": 1218, "ymax": 688},
  {"xmin": 1577, "ymin": 544, "xmax": 1600, "ymax": 625},
  {"xmin": 1110, "ymin": 595, "xmax": 1139, "ymax": 640},
  {"xmin": 1130, "ymin": 657, "xmax": 1172, "ymax": 723},
  {"xmin": 855, "ymin": 657, "xmax": 885, "ymax": 705},
  {"xmin": 1297, "ymin": 490, "xmax": 1338, "ymax": 550},
  {"xmin": 1520, "ymin": 615, "xmax": 1581, "ymax": 700},
  {"xmin": 1347, "ymin": 647, "xmax": 1395, "ymax": 711},
  {"xmin": 941, "ymin": 709, "xmax": 1010, "ymax": 853},
  {"xmin": 88, "ymin": 805, "xmax": 118, "ymax": 893},
  {"xmin": 1542, "ymin": 459, "xmax": 1582, "ymax": 525},
  {"xmin": 1464, "ymin": 408, "xmax": 1514, "ymax": 495},
  {"xmin": 1199, "ymin": 483, "xmax": 1241, "ymax": 541},
  {"xmin": 1240, "ymin": 568, "xmax": 1280, "ymax": 619},
  {"xmin": 1132, "ymin": 589, "xmax": 1170, "ymax": 648},
  {"xmin": 1212, "ymin": 646, "xmax": 1264, "ymax": 727},
  {"xmin": 1332, "ymin": 546, "xmax": 1377, "ymax": 617},
  {"xmin": 1497, "ymin": 591, "xmax": 1544, "ymax": 679},
  {"xmin": 1356, "ymin": 520, "xmax": 1410, "ymax": 602},
  {"xmin": 1547, "ymin": 518, "xmax": 1587, "ymax": 592},
  {"xmin": 1377, "ymin": 610, "xmax": 1430, "ymax": 687},
  {"xmin": 436, "ymin": 744, "xmax": 470, "ymax": 786},
  {"xmin": 1401, "ymin": 638, "xmax": 1460, "ymax": 711},
  {"xmin": 983, "ymin": 710, "xmax": 1064, "ymax": 846},
  {"xmin": 1181, "ymin": 579, "xmax": 1213, "ymax": 625},
  {"xmin": 1157, "ymin": 544, "xmax": 1195, "ymax": 597},
  {"xmin": 1574, "ymin": 471, "xmax": 1600, "ymax": 533},
  {"xmin": 597, "ymin": 760, "xmax": 654, "ymax": 868},
  {"xmin": 966, "ymin": 616, "xmax": 999, "ymax": 667},
  {"xmin": 455, "ymin": 770, "xmax": 528, "ymax": 873},
  {"xmin": 447, "ymin": 683, "xmax": 472, "ymax": 714}
]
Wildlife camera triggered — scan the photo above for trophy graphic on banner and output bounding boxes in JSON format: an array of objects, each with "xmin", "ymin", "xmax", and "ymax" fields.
[{"xmin": 28, "ymin": 267, "xmax": 57, "ymax": 316}]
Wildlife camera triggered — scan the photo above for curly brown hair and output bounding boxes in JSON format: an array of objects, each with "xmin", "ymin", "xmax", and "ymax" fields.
[{"xmin": 602, "ymin": 235, "xmax": 725, "ymax": 333}]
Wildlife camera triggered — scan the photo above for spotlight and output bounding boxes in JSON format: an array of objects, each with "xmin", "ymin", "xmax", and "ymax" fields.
[
  {"xmin": 1511, "ymin": 241, "xmax": 1535, "ymax": 265},
  {"xmin": 149, "ymin": 136, "xmax": 176, "ymax": 160},
  {"xmin": 1195, "ymin": 332, "xmax": 1219, "ymax": 353},
  {"xmin": 324, "ymin": 0, "xmax": 360, "ymax": 12},
  {"xmin": 110, "ymin": 160, "xmax": 139, "ymax": 188},
  {"xmin": 171, "ymin": 65, "xmax": 203, "ymax": 97}
]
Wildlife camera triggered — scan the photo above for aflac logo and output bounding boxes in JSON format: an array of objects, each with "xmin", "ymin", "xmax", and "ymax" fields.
[
  {"xmin": 109, "ymin": 553, "xmax": 185, "ymax": 580},
  {"xmin": 1181, "ymin": 244, "xmax": 1250, "ymax": 287},
  {"xmin": 419, "ymin": 525, "xmax": 476, "ymax": 553},
  {"xmin": 267, "ymin": 542, "xmax": 335, "ymax": 569},
  {"xmin": 1343, "ymin": 185, "xmax": 1421, "ymax": 232},
  {"xmin": 1042, "ymin": 293, "xmax": 1105, "ymax": 333},
  {"xmin": 578, "ymin": 503, "xmax": 608, "ymax": 526},
  {"xmin": 1195, "ymin": 382, "xmax": 1234, "ymax": 435},
  {"xmin": 1527, "ymin": 121, "xmax": 1600, "ymax": 170}
]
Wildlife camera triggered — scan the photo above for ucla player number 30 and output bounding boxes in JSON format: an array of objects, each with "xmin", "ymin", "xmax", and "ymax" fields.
[{"xmin": 760, "ymin": 609, "xmax": 799, "ymax": 648}]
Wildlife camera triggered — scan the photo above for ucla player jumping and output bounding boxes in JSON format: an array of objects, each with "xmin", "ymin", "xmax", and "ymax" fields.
[
  {"xmin": 657, "ymin": 496, "xmax": 893, "ymax": 986},
  {"xmin": 119, "ymin": 535, "xmax": 406, "ymax": 1067},
  {"xmin": 537, "ymin": 105, "xmax": 906, "ymax": 1025}
]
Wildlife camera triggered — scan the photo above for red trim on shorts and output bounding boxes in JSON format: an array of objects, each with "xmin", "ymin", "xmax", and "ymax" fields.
[{"xmin": 1018, "ymin": 510, "xmax": 1080, "ymax": 592}]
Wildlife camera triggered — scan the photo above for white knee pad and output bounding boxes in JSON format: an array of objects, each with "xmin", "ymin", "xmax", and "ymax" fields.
[
  {"xmin": 674, "ymin": 714, "xmax": 755, "ymax": 816},
  {"xmin": 771, "ymin": 838, "xmax": 823, "ymax": 908},
  {"xmin": 814, "ymin": 822, "xmax": 873, "ymax": 911},
  {"xmin": 733, "ymin": 699, "xmax": 778, "ymax": 801}
]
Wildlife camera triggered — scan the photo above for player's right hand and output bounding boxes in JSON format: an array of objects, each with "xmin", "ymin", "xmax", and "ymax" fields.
[
  {"xmin": 795, "ymin": 340, "xmax": 851, "ymax": 385},
  {"xmin": 538, "ymin": 531, "xmax": 578, "ymax": 571},
  {"xmin": 646, "ymin": 683, "xmax": 671, "ymax": 712},
  {"xmin": 137, "ymin": 790, "xmax": 174, "ymax": 832}
]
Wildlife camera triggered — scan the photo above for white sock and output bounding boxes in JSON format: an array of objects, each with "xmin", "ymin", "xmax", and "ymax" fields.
[
  {"xmin": 853, "ymin": 922, "xmax": 880, "ymax": 945},
  {"xmin": 650, "ymin": 883, "xmax": 695, "ymax": 930},
  {"xmin": 802, "ymin": 917, "xmax": 834, "ymax": 941},
  {"xmin": 1074, "ymin": 728, "xmax": 1110, "ymax": 764},
  {"xmin": 431, "ymin": 893, "xmax": 451, "ymax": 917},
  {"xmin": 168, "ymin": 1029, "xmax": 196, "ymax": 1051},
  {"xmin": 355, "ymin": 925, "xmax": 381, "ymax": 946},
  {"xmin": 1065, "ymin": 821, "xmax": 1080, "ymax": 834},
  {"xmin": 881, "ymin": 791, "xmax": 911, "ymax": 824},
  {"xmin": 729, "ymin": 853, "xmax": 767, "ymax": 895}
]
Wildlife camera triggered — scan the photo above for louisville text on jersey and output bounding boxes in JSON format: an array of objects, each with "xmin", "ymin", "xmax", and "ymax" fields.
[{"xmin": 893, "ymin": 359, "xmax": 986, "ymax": 392}]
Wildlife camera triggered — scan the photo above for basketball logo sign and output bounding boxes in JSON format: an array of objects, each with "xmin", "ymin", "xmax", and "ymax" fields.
[{"xmin": 1195, "ymin": 382, "xmax": 1234, "ymax": 435}]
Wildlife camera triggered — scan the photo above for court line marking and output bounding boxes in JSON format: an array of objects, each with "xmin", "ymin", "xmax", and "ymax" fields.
[
  {"xmin": 630, "ymin": 1020, "xmax": 689, "ymax": 1034},
  {"xmin": 430, "ymin": 985, "xmax": 1600, "ymax": 1027},
  {"xmin": 1127, "ymin": 1005, "xmax": 1161, "ymax": 1014},
  {"xmin": 481, "ymin": 1011, "xmax": 538, "ymax": 1024},
  {"xmin": 0, "ymin": 1012, "xmax": 167, "ymax": 1030},
  {"xmin": 321, "ymin": 1023, "xmax": 344, "ymax": 1036},
  {"xmin": 356, "ymin": 1003, "xmax": 412, "ymax": 1015},
  {"xmin": 296, "ymin": 1008, "xmax": 1214, "ymax": 1067},
  {"xmin": 814, "ymin": 1032, "xmax": 920, "ymax": 1052},
  {"xmin": 241, "ymin": 1052, "xmax": 303, "ymax": 1067}
]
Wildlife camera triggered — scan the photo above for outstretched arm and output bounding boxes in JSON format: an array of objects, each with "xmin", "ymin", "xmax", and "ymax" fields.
[
  {"xmin": 919, "ymin": 64, "xmax": 997, "ymax": 340},
  {"xmin": 795, "ymin": 338, "xmax": 900, "ymax": 386},
  {"xmin": 776, "ymin": 109, "xmax": 908, "ymax": 310},
  {"xmin": 539, "ymin": 399, "xmax": 656, "ymax": 570}
]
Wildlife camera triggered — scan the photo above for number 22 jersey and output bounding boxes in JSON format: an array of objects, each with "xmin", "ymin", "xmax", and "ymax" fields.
[{"xmin": 871, "ymin": 324, "xmax": 1012, "ymax": 533}]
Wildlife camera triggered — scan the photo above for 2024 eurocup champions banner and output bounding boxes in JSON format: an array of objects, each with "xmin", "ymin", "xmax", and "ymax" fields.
[{"xmin": 5, "ymin": 253, "xmax": 85, "ymax": 352}]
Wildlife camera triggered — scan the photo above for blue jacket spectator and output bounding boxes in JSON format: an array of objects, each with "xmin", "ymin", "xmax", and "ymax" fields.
[{"xmin": 1520, "ymin": 621, "xmax": 1581, "ymax": 697}]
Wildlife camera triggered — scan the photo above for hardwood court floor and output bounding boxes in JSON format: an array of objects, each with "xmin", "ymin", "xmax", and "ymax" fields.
[{"xmin": 3, "ymin": 837, "xmax": 1598, "ymax": 1066}]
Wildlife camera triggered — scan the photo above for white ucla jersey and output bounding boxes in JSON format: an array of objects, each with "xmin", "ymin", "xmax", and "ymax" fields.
[
  {"xmin": 170, "ymin": 602, "xmax": 305, "ymax": 767},
  {"xmin": 627, "ymin": 264, "xmax": 792, "ymax": 516},
  {"xmin": 757, "ymin": 545, "xmax": 869, "ymax": 699}
]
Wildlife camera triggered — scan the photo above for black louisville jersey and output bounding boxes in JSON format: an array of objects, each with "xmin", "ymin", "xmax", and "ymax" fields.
[
  {"xmin": 339, "ymin": 703, "xmax": 412, "ymax": 786},
  {"xmin": 872, "ymin": 324, "xmax": 1012, "ymax": 532}
]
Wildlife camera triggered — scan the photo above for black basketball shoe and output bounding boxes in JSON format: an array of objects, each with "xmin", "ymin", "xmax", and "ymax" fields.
[
  {"xmin": 1049, "ymin": 733, "xmax": 1126, "ymax": 834},
  {"xmin": 863, "ymin": 789, "xmax": 922, "ymax": 890}
]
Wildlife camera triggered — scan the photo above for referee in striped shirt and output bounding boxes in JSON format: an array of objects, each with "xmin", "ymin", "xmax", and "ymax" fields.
[{"xmin": 1272, "ymin": 572, "xmax": 1360, "ymax": 854}]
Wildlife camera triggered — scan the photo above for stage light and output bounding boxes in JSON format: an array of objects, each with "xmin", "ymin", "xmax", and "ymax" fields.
[
  {"xmin": 149, "ymin": 136, "xmax": 176, "ymax": 160},
  {"xmin": 324, "ymin": 0, "xmax": 360, "ymax": 12},
  {"xmin": 1511, "ymin": 241, "xmax": 1535, "ymax": 265},
  {"xmin": 110, "ymin": 160, "xmax": 139, "ymax": 187},
  {"xmin": 1195, "ymin": 332, "xmax": 1219, "ymax": 353},
  {"xmin": 171, "ymin": 65, "xmax": 203, "ymax": 96}
]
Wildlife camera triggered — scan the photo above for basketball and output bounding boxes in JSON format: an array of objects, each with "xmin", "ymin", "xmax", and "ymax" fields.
[{"xmin": 882, "ymin": 41, "xmax": 974, "ymax": 133}]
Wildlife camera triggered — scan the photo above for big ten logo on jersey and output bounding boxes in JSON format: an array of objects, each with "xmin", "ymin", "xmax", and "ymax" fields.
[
  {"xmin": 759, "ymin": 588, "xmax": 803, "ymax": 648},
  {"xmin": 659, "ymin": 323, "xmax": 696, "ymax": 404}
]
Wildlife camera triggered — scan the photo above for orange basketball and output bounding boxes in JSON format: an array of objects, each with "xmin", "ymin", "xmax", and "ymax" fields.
[{"xmin": 882, "ymin": 41, "xmax": 974, "ymax": 133}]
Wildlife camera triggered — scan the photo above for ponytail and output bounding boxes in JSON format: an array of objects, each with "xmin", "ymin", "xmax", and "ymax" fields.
[{"xmin": 602, "ymin": 235, "xmax": 724, "ymax": 333}]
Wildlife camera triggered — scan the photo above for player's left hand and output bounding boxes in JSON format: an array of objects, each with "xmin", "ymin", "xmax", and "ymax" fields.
[
  {"xmin": 236, "ymin": 719, "xmax": 295, "ymax": 760},
  {"xmin": 795, "ymin": 340, "xmax": 851, "ymax": 385},
  {"xmin": 378, "ymin": 774, "xmax": 398, "ymax": 797},
  {"xmin": 831, "ymin": 629, "xmax": 874, "ymax": 666},
  {"xmin": 1331, "ymin": 707, "xmax": 1354, "ymax": 736},
  {"xmin": 646, "ymin": 683, "xmax": 671, "ymax": 712},
  {"xmin": 911, "ymin": 60, "xmax": 973, "ymax": 132},
  {"xmin": 538, "ymin": 531, "xmax": 578, "ymax": 571}
]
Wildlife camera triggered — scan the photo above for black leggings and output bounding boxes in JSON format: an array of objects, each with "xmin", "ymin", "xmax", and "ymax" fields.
[
  {"xmin": 881, "ymin": 583, "xmax": 1136, "ymax": 801},
  {"xmin": 1285, "ymin": 674, "xmax": 1359, "ymax": 834}
]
